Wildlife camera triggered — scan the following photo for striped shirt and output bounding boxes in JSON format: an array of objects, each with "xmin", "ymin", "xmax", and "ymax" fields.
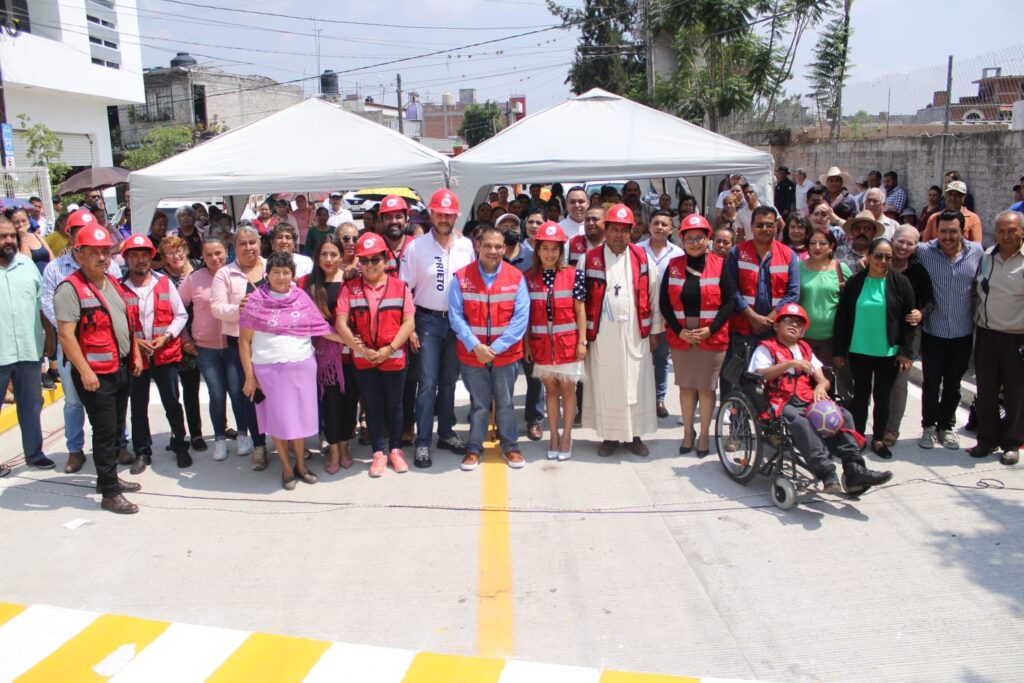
[{"xmin": 915, "ymin": 239, "xmax": 983, "ymax": 339}]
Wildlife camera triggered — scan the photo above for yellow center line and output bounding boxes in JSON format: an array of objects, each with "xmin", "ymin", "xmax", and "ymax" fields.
[
  {"xmin": 205, "ymin": 632, "xmax": 331, "ymax": 683},
  {"xmin": 402, "ymin": 651, "xmax": 505, "ymax": 682},
  {"xmin": 0, "ymin": 602, "xmax": 27, "ymax": 627},
  {"xmin": 477, "ymin": 427, "xmax": 514, "ymax": 658},
  {"xmin": 600, "ymin": 672, "xmax": 701, "ymax": 683}
]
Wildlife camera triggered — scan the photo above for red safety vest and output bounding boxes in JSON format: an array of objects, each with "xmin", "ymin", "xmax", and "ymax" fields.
[
  {"xmin": 567, "ymin": 235, "xmax": 589, "ymax": 266},
  {"xmin": 454, "ymin": 262, "xmax": 524, "ymax": 368},
  {"xmin": 342, "ymin": 275, "xmax": 408, "ymax": 371},
  {"xmin": 526, "ymin": 267, "xmax": 578, "ymax": 365},
  {"xmin": 63, "ymin": 269, "xmax": 140, "ymax": 375},
  {"xmin": 123, "ymin": 275, "xmax": 182, "ymax": 368},
  {"xmin": 583, "ymin": 244, "xmax": 652, "ymax": 342},
  {"xmin": 759, "ymin": 337, "xmax": 816, "ymax": 416},
  {"xmin": 384, "ymin": 235, "xmax": 413, "ymax": 277},
  {"xmin": 663, "ymin": 253, "xmax": 729, "ymax": 351},
  {"xmin": 729, "ymin": 239, "xmax": 794, "ymax": 336}
]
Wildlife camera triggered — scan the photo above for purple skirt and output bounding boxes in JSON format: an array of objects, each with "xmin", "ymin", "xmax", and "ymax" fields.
[{"xmin": 253, "ymin": 355, "xmax": 319, "ymax": 440}]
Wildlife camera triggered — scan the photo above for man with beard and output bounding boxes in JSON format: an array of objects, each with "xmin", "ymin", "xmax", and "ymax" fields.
[
  {"xmin": 836, "ymin": 211, "xmax": 884, "ymax": 274},
  {"xmin": 400, "ymin": 189, "xmax": 476, "ymax": 467},
  {"xmin": 622, "ymin": 180, "xmax": 649, "ymax": 229},
  {"xmin": 568, "ymin": 206, "xmax": 606, "ymax": 267},
  {"xmin": 0, "ymin": 215, "xmax": 53, "ymax": 470},
  {"xmin": 559, "ymin": 185, "xmax": 589, "ymax": 237}
]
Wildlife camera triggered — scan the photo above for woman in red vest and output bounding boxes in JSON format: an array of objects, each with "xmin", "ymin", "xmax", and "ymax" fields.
[
  {"xmin": 335, "ymin": 233, "xmax": 416, "ymax": 478},
  {"xmin": 525, "ymin": 222, "xmax": 588, "ymax": 461},
  {"xmin": 661, "ymin": 214, "xmax": 736, "ymax": 457}
]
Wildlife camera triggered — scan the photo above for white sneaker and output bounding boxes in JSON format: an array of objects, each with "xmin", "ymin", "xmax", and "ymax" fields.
[
  {"xmin": 918, "ymin": 426, "xmax": 938, "ymax": 449},
  {"xmin": 236, "ymin": 434, "xmax": 254, "ymax": 455},
  {"xmin": 938, "ymin": 429, "xmax": 960, "ymax": 450},
  {"xmin": 212, "ymin": 439, "xmax": 229, "ymax": 461}
]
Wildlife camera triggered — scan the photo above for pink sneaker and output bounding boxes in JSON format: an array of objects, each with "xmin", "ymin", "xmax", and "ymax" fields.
[
  {"xmin": 369, "ymin": 451, "xmax": 387, "ymax": 478},
  {"xmin": 389, "ymin": 448, "xmax": 409, "ymax": 473}
]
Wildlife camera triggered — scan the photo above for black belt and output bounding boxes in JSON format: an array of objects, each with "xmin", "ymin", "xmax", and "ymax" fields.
[{"xmin": 415, "ymin": 305, "xmax": 448, "ymax": 319}]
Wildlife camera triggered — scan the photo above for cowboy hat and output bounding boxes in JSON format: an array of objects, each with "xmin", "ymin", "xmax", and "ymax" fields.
[
  {"xmin": 843, "ymin": 210, "xmax": 885, "ymax": 238},
  {"xmin": 819, "ymin": 166, "xmax": 852, "ymax": 185}
]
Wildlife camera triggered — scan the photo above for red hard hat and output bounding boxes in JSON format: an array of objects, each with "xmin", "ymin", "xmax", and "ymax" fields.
[
  {"xmin": 378, "ymin": 194, "xmax": 408, "ymax": 215},
  {"xmin": 75, "ymin": 225, "xmax": 115, "ymax": 249},
  {"xmin": 776, "ymin": 303, "xmax": 809, "ymax": 324},
  {"xmin": 679, "ymin": 213, "xmax": 712, "ymax": 236},
  {"xmin": 534, "ymin": 221, "xmax": 567, "ymax": 243},
  {"xmin": 355, "ymin": 233, "xmax": 389, "ymax": 258},
  {"xmin": 427, "ymin": 188, "xmax": 459, "ymax": 214},
  {"xmin": 120, "ymin": 233, "xmax": 157, "ymax": 257},
  {"xmin": 605, "ymin": 203, "xmax": 634, "ymax": 227},
  {"xmin": 66, "ymin": 208, "xmax": 99, "ymax": 232}
]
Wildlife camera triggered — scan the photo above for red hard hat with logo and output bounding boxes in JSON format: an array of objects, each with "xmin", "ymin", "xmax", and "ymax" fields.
[
  {"xmin": 534, "ymin": 221, "xmax": 567, "ymax": 244},
  {"xmin": 427, "ymin": 188, "xmax": 459, "ymax": 214},
  {"xmin": 119, "ymin": 233, "xmax": 157, "ymax": 257},
  {"xmin": 679, "ymin": 213, "xmax": 712, "ymax": 236},
  {"xmin": 605, "ymin": 203, "xmax": 634, "ymax": 227},
  {"xmin": 776, "ymin": 303, "xmax": 809, "ymax": 325},
  {"xmin": 66, "ymin": 208, "xmax": 99, "ymax": 233},
  {"xmin": 378, "ymin": 194, "xmax": 408, "ymax": 215},
  {"xmin": 355, "ymin": 233, "xmax": 389, "ymax": 258},
  {"xmin": 75, "ymin": 225, "xmax": 115, "ymax": 249}
]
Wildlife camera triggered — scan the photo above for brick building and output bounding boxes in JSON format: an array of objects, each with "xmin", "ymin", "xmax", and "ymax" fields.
[{"xmin": 916, "ymin": 67, "xmax": 1024, "ymax": 124}]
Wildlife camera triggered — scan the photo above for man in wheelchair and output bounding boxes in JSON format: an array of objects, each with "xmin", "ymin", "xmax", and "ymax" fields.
[{"xmin": 748, "ymin": 304, "xmax": 893, "ymax": 494}]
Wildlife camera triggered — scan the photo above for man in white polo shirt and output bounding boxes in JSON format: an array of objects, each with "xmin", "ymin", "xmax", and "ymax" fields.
[
  {"xmin": 326, "ymin": 192, "xmax": 354, "ymax": 228},
  {"xmin": 400, "ymin": 188, "xmax": 477, "ymax": 468},
  {"xmin": 559, "ymin": 185, "xmax": 589, "ymax": 237}
]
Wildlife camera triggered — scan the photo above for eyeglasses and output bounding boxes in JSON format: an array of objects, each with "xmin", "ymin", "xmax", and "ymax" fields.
[
  {"xmin": 682, "ymin": 235, "xmax": 707, "ymax": 245},
  {"xmin": 340, "ymin": 235, "xmax": 357, "ymax": 243},
  {"xmin": 871, "ymin": 253, "xmax": 893, "ymax": 262},
  {"xmin": 358, "ymin": 256, "xmax": 384, "ymax": 265}
]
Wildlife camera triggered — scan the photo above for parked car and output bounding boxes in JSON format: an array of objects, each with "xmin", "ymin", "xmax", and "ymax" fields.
[{"xmin": 343, "ymin": 187, "xmax": 422, "ymax": 218}]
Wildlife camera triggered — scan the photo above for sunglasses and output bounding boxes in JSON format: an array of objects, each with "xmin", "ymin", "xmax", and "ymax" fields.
[
  {"xmin": 340, "ymin": 235, "xmax": 357, "ymax": 243},
  {"xmin": 871, "ymin": 253, "xmax": 893, "ymax": 262},
  {"xmin": 358, "ymin": 256, "xmax": 384, "ymax": 265}
]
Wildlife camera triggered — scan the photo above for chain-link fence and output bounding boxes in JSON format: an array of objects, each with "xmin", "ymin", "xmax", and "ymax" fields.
[{"xmin": 1, "ymin": 167, "xmax": 55, "ymax": 218}]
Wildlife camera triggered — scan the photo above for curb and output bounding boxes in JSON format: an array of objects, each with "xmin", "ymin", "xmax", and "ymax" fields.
[{"xmin": 0, "ymin": 385, "xmax": 63, "ymax": 435}]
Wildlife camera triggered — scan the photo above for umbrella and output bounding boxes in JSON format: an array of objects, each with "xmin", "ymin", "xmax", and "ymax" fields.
[
  {"xmin": 57, "ymin": 167, "xmax": 131, "ymax": 195},
  {"xmin": 352, "ymin": 187, "xmax": 421, "ymax": 201},
  {"xmin": 0, "ymin": 197, "xmax": 34, "ymax": 211},
  {"xmin": 273, "ymin": 191, "xmax": 331, "ymax": 203}
]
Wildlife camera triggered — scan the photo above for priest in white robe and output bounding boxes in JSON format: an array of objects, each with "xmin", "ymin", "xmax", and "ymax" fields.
[{"xmin": 579, "ymin": 203, "xmax": 662, "ymax": 456}]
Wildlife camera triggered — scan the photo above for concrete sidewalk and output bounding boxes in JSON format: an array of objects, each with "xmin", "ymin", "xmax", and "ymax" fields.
[{"xmin": 1, "ymin": 377, "xmax": 1022, "ymax": 681}]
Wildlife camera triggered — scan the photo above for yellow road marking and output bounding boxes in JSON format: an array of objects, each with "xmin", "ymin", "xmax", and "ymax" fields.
[
  {"xmin": 477, "ymin": 429, "xmax": 514, "ymax": 658},
  {"xmin": 600, "ymin": 672, "xmax": 701, "ymax": 683},
  {"xmin": 0, "ymin": 602, "xmax": 27, "ymax": 627},
  {"xmin": 15, "ymin": 613, "xmax": 169, "ymax": 682},
  {"xmin": 0, "ymin": 386, "xmax": 63, "ymax": 435},
  {"xmin": 402, "ymin": 651, "xmax": 504, "ymax": 682},
  {"xmin": 205, "ymin": 631, "xmax": 331, "ymax": 683}
]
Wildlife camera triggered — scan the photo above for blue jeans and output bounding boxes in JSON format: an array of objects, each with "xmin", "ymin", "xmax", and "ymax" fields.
[
  {"xmin": 651, "ymin": 332, "xmax": 670, "ymax": 403},
  {"xmin": 196, "ymin": 345, "xmax": 246, "ymax": 439},
  {"xmin": 0, "ymin": 361, "xmax": 45, "ymax": 463},
  {"xmin": 414, "ymin": 311, "xmax": 459, "ymax": 448},
  {"xmin": 225, "ymin": 339, "xmax": 265, "ymax": 447},
  {"xmin": 522, "ymin": 359, "xmax": 545, "ymax": 426},
  {"xmin": 461, "ymin": 361, "xmax": 519, "ymax": 455},
  {"xmin": 56, "ymin": 346, "xmax": 85, "ymax": 452}
]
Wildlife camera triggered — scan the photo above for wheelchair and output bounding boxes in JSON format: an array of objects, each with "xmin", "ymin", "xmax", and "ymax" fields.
[{"xmin": 714, "ymin": 346, "xmax": 865, "ymax": 510}]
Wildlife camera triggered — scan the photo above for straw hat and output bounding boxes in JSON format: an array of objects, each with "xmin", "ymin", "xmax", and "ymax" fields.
[
  {"xmin": 843, "ymin": 210, "xmax": 885, "ymax": 238},
  {"xmin": 819, "ymin": 166, "xmax": 852, "ymax": 185}
]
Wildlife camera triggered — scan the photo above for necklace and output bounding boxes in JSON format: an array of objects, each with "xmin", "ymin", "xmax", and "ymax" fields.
[{"xmin": 607, "ymin": 250, "xmax": 627, "ymax": 297}]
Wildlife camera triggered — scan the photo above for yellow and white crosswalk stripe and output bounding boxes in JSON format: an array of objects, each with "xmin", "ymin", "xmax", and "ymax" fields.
[{"xmin": 0, "ymin": 602, "xmax": 770, "ymax": 682}]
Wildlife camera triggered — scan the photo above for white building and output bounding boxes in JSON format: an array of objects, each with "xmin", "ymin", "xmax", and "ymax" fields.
[{"xmin": 1, "ymin": 0, "xmax": 144, "ymax": 169}]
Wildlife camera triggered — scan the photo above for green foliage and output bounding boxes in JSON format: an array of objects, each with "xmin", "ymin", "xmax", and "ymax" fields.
[
  {"xmin": 458, "ymin": 102, "xmax": 505, "ymax": 147},
  {"xmin": 120, "ymin": 126, "xmax": 193, "ymax": 170},
  {"xmin": 15, "ymin": 114, "xmax": 72, "ymax": 188},
  {"xmin": 547, "ymin": 0, "xmax": 646, "ymax": 96},
  {"xmin": 806, "ymin": 2, "xmax": 853, "ymax": 138}
]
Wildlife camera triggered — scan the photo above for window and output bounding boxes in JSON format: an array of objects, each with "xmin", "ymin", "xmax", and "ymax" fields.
[{"xmin": 145, "ymin": 86, "xmax": 174, "ymax": 121}]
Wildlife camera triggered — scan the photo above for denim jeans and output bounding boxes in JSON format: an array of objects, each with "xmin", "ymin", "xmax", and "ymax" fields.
[
  {"xmin": 225, "ymin": 339, "xmax": 265, "ymax": 446},
  {"xmin": 196, "ymin": 345, "xmax": 246, "ymax": 439},
  {"xmin": 522, "ymin": 359, "xmax": 545, "ymax": 426},
  {"xmin": 651, "ymin": 332, "xmax": 670, "ymax": 403},
  {"xmin": 56, "ymin": 346, "xmax": 85, "ymax": 452},
  {"xmin": 461, "ymin": 361, "xmax": 519, "ymax": 455},
  {"xmin": 0, "ymin": 361, "xmax": 45, "ymax": 463},
  {"xmin": 414, "ymin": 311, "xmax": 459, "ymax": 448}
]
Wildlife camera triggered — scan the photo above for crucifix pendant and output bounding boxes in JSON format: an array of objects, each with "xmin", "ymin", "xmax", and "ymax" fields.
[{"xmin": 613, "ymin": 285, "xmax": 621, "ymax": 297}]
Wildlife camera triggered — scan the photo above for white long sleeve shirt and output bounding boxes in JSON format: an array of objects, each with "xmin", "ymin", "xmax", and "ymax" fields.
[{"xmin": 121, "ymin": 271, "xmax": 188, "ymax": 340}]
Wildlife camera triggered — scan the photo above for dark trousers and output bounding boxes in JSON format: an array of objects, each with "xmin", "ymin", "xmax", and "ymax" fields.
[
  {"xmin": 921, "ymin": 332, "xmax": 973, "ymax": 430},
  {"xmin": 522, "ymin": 359, "xmax": 545, "ymax": 426},
  {"xmin": 403, "ymin": 349, "xmax": 418, "ymax": 430},
  {"xmin": 0, "ymin": 361, "xmax": 44, "ymax": 463},
  {"xmin": 848, "ymin": 352, "xmax": 900, "ymax": 440},
  {"xmin": 179, "ymin": 365, "xmax": 203, "ymax": 439},
  {"xmin": 320, "ymin": 362, "xmax": 361, "ymax": 444},
  {"xmin": 782, "ymin": 403, "xmax": 864, "ymax": 478},
  {"xmin": 226, "ymin": 338, "xmax": 265, "ymax": 447},
  {"xmin": 73, "ymin": 364, "xmax": 130, "ymax": 496},
  {"xmin": 974, "ymin": 327, "xmax": 1024, "ymax": 450},
  {"xmin": 130, "ymin": 363, "xmax": 187, "ymax": 455},
  {"xmin": 354, "ymin": 366, "xmax": 407, "ymax": 453}
]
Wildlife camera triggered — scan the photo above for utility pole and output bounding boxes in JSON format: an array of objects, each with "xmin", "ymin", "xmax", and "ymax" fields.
[
  {"xmin": 314, "ymin": 21, "xmax": 322, "ymax": 95},
  {"xmin": 643, "ymin": 0, "xmax": 654, "ymax": 99},
  {"xmin": 396, "ymin": 73, "xmax": 404, "ymax": 135},
  {"xmin": 938, "ymin": 55, "xmax": 953, "ymax": 184}
]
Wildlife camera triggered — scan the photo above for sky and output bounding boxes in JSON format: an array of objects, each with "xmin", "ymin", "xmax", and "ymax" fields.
[{"xmin": 133, "ymin": 0, "xmax": 1024, "ymax": 119}]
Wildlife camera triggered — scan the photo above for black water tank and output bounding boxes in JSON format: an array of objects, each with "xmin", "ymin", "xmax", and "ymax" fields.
[
  {"xmin": 321, "ymin": 70, "xmax": 339, "ymax": 97},
  {"xmin": 170, "ymin": 52, "xmax": 198, "ymax": 68}
]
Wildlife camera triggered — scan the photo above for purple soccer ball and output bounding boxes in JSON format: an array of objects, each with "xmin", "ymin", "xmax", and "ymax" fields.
[{"xmin": 804, "ymin": 400, "xmax": 844, "ymax": 438}]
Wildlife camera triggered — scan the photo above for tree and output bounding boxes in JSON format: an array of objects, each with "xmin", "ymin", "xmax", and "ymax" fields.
[
  {"xmin": 120, "ymin": 126, "xmax": 193, "ymax": 171},
  {"xmin": 806, "ymin": 0, "xmax": 853, "ymax": 138},
  {"xmin": 548, "ymin": 0, "xmax": 646, "ymax": 97},
  {"xmin": 16, "ymin": 114, "xmax": 71, "ymax": 188},
  {"xmin": 458, "ymin": 102, "xmax": 505, "ymax": 147}
]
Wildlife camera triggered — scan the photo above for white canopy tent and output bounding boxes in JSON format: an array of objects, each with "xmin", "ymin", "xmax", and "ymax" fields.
[
  {"xmin": 448, "ymin": 88, "xmax": 775, "ymax": 222},
  {"xmin": 129, "ymin": 98, "xmax": 450, "ymax": 230}
]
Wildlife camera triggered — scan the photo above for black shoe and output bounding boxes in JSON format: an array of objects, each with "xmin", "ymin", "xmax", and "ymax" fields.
[
  {"xmin": 845, "ymin": 464, "xmax": 892, "ymax": 491},
  {"xmin": 821, "ymin": 471, "xmax": 843, "ymax": 494},
  {"xmin": 176, "ymin": 449, "xmax": 193, "ymax": 468},
  {"xmin": 436, "ymin": 434, "xmax": 467, "ymax": 454},
  {"xmin": 41, "ymin": 373, "xmax": 57, "ymax": 390},
  {"xmin": 597, "ymin": 440, "xmax": 619, "ymax": 457},
  {"xmin": 96, "ymin": 477, "xmax": 142, "ymax": 494},
  {"xmin": 48, "ymin": 368, "xmax": 61, "ymax": 383},
  {"xmin": 871, "ymin": 440, "xmax": 893, "ymax": 460},
  {"xmin": 968, "ymin": 444, "xmax": 995, "ymax": 459},
  {"xmin": 101, "ymin": 493, "xmax": 139, "ymax": 514},
  {"xmin": 191, "ymin": 437, "xmax": 208, "ymax": 452},
  {"xmin": 26, "ymin": 456, "xmax": 56, "ymax": 470},
  {"xmin": 129, "ymin": 453, "xmax": 151, "ymax": 475},
  {"xmin": 414, "ymin": 447, "xmax": 432, "ymax": 468}
]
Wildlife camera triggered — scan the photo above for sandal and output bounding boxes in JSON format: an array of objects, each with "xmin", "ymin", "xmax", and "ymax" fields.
[
  {"xmin": 339, "ymin": 447, "xmax": 354, "ymax": 469},
  {"xmin": 324, "ymin": 461, "xmax": 340, "ymax": 475},
  {"xmin": 295, "ymin": 467, "xmax": 318, "ymax": 484}
]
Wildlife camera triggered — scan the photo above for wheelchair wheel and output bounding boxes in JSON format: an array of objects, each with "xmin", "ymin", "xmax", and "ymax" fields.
[
  {"xmin": 716, "ymin": 390, "xmax": 760, "ymax": 484},
  {"xmin": 771, "ymin": 476, "xmax": 797, "ymax": 510}
]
